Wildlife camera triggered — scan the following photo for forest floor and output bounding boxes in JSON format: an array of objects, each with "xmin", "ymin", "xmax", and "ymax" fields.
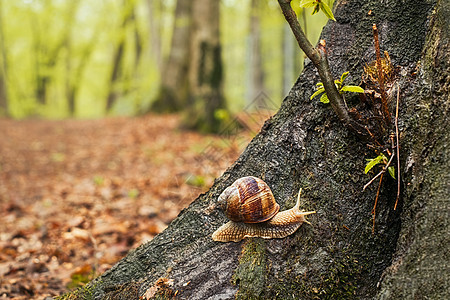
[{"xmin": 0, "ymin": 112, "xmax": 271, "ymax": 299}]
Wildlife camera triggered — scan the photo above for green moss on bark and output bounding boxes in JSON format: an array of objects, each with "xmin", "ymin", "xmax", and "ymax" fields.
[{"xmin": 233, "ymin": 239, "xmax": 267, "ymax": 299}]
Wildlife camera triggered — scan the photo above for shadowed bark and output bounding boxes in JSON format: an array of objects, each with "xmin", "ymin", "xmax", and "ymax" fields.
[{"xmin": 65, "ymin": 0, "xmax": 448, "ymax": 299}]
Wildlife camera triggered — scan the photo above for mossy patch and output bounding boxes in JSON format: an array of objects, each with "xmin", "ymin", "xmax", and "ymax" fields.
[
  {"xmin": 55, "ymin": 279, "xmax": 101, "ymax": 300},
  {"xmin": 232, "ymin": 238, "xmax": 267, "ymax": 299}
]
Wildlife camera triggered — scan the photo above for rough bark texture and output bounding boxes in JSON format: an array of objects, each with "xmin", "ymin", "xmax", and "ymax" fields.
[
  {"xmin": 67, "ymin": 0, "xmax": 448, "ymax": 299},
  {"xmin": 375, "ymin": 1, "xmax": 449, "ymax": 298}
]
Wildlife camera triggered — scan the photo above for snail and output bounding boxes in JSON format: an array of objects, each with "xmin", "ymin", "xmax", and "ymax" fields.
[{"xmin": 212, "ymin": 176, "xmax": 316, "ymax": 242}]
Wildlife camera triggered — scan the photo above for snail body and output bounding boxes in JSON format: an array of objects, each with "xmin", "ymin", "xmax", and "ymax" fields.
[{"xmin": 212, "ymin": 176, "xmax": 315, "ymax": 242}]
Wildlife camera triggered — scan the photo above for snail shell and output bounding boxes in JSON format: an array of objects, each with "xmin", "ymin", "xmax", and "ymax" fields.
[
  {"xmin": 212, "ymin": 176, "xmax": 315, "ymax": 242},
  {"xmin": 217, "ymin": 176, "xmax": 280, "ymax": 223}
]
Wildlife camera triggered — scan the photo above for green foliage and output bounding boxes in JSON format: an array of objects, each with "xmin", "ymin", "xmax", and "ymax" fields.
[
  {"xmin": 365, "ymin": 154, "xmax": 395, "ymax": 179},
  {"xmin": 185, "ymin": 174, "xmax": 206, "ymax": 187},
  {"xmin": 365, "ymin": 154, "xmax": 387, "ymax": 174},
  {"xmin": 310, "ymin": 71, "xmax": 364, "ymax": 103},
  {"xmin": 388, "ymin": 166, "xmax": 396, "ymax": 179},
  {"xmin": 298, "ymin": 0, "xmax": 336, "ymax": 21},
  {"xmin": 214, "ymin": 108, "xmax": 230, "ymax": 121},
  {"xmin": 128, "ymin": 188, "xmax": 139, "ymax": 198},
  {"xmin": 3, "ymin": 1, "xmax": 332, "ymax": 120},
  {"xmin": 93, "ymin": 175, "xmax": 104, "ymax": 186}
]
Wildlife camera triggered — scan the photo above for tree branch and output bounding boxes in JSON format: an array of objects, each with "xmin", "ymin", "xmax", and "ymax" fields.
[{"xmin": 277, "ymin": 0, "xmax": 366, "ymax": 135}]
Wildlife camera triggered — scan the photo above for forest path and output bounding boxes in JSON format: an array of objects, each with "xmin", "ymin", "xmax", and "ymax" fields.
[{"xmin": 0, "ymin": 114, "xmax": 264, "ymax": 299}]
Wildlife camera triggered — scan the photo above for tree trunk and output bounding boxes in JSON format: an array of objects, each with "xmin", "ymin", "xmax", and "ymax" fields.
[
  {"xmin": 67, "ymin": 0, "xmax": 448, "ymax": 299},
  {"xmin": 105, "ymin": 0, "xmax": 135, "ymax": 113},
  {"xmin": 32, "ymin": 0, "xmax": 79, "ymax": 107},
  {"xmin": 246, "ymin": 0, "xmax": 266, "ymax": 109},
  {"xmin": 183, "ymin": 0, "xmax": 228, "ymax": 133},
  {"xmin": 66, "ymin": 30, "xmax": 98, "ymax": 116},
  {"xmin": 150, "ymin": 0, "xmax": 192, "ymax": 113},
  {"xmin": 146, "ymin": 0, "xmax": 162, "ymax": 73},
  {"xmin": 0, "ymin": 0, "xmax": 8, "ymax": 116}
]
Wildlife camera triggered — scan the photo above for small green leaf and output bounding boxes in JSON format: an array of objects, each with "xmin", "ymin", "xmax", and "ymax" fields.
[
  {"xmin": 340, "ymin": 85, "xmax": 365, "ymax": 93},
  {"xmin": 334, "ymin": 79, "xmax": 342, "ymax": 90},
  {"xmin": 312, "ymin": 3, "xmax": 320, "ymax": 15},
  {"xmin": 320, "ymin": 93, "xmax": 329, "ymax": 103},
  {"xmin": 319, "ymin": 1, "xmax": 336, "ymax": 21},
  {"xmin": 290, "ymin": 0, "xmax": 303, "ymax": 15},
  {"xmin": 128, "ymin": 188, "xmax": 139, "ymax": 198},
  {"xmin": 365, "ymin": 154, "xmax": 385, "ymax": 174},
  {"xmin": 93, "ymin": 175, "xmax": 104, "ymax": 186},
  {"xmin": 299, "ymin": 0, "xmax": 317, "ymax": 8},
  {"xmin": 310, "ymin": 87, "xmax": 325, "ymax": 100},
  {"xmin": 388, "ymin": 166, "xmax": 396, "ymax": 179},
  {"xmin": 340, "ymin": 71, "xmax": 349, "ymax": 83}
]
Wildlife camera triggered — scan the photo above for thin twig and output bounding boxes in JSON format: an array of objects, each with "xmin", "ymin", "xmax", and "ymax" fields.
[
  {"xmin": 372, "ymin": 173, "xmax": 384, "ymax": 234},
  {"xmin": 363, "ymin": 151, "xmax": 395, "ymax": 191},
  {"xmin": 277, "ymin": 0, "xmax": 366, "ymax": 135},
  {"xmin": 372, "ymin": 24, "xmax": 391, "ymax": 124},
  {"xmin": 394, "ymin": 84, "xmax": 401, "ymax": 210}
]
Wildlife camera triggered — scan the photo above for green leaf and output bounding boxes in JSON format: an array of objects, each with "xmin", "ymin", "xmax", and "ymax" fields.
[
  {"xmin": 340, "ymin": 85, "xmax": 365, "ymax": 93},
  {"xmin": 290, "ymin": 0, "xmax": 303, "ymax": 15},
  {"xmin": 388, "ymin": 166, "xmax": 396, "ymax": 179},
  {"xmin": 334, "ymin": 79, "xmax": 342, "ymax": 89},
  {"xmin": 365, "ymin": 154, "xmax": 385, "ymax": 174},
  {"xmin": 319, "ymin": 1, "xmax": 336, "ymax": 21},
  {"xmin": 340, "ymin": 71, "xmax": 349, "ymax": 83},
  {"xmin": 299, "ymin": 0, "xmax": 317, "ymax": 8},
  {"xmin": 310, "ymin": 87, "xmax": 325, "ymax": 100},
  {"xmin": 128, "ymin": 188, "xmax": 139, "ymax": 198},
  {"xmin": 312, "ymin": 3, "xmax": 320, "ymax": 15},
  {"xmin": 320, "ymin": 93, "xmax": 329, "ymax": 103}
]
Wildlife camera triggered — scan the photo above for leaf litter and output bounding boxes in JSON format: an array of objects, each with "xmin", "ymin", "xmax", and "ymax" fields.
[{"xmin": 0, "ymin": 113, "xmax": 269, "ymax": 299}]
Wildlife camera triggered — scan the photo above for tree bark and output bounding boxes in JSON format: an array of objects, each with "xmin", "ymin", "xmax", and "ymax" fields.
[
  {"xmin": 67, "ymin": 0, "xmax": 448, "ymax": 299},
  {"xmin": 246, "ymin": 0, "xmax": 266, "ymax": 109},
  {"xmin": 182, "ymin": 0, "xmax": 228, "ymax": 134},
  {"xmin": 105, "ymin": 0, "xmax": 136, "ymax": 113},
  {"xmin": 150, "ymin": 0, "xmax": 192, "ymax": 113}
]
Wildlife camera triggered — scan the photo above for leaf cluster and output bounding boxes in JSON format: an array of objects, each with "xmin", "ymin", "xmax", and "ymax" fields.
[
  {"xmin": 365, "ymin": 154, "xmax": 395, "ymax": 179},
  {"xmin": 298, "ymin": 0, "xmax": 336, "ymax": 21},
  {"xmin": 310, "ymin": 71, "xmax": 365, "ymax": 103}
]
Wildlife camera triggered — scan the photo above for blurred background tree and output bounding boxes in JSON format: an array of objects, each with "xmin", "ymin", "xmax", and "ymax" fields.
[{"xmin": 0, "ymin": 0, "xmax": 331, "ymax": 131}]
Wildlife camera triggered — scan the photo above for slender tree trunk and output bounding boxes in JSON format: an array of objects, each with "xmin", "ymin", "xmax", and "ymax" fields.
[
  {"xmin": 66, "ymin": 31, "xmax": 98, "ymax": 116},
  {"xmin": 183, "ymin": 0, "xmax": 228, "ymax": 133},
  {"xmin": 66, "ymin": 0, "xmax": 448, "ymax": 299},
  {"xmin": 0, "ymin": 1, "xmax": 8, "ymax": 116},
  {"xmin": 32, "ymin": 1, "xmax": 79, "ymax": 107},
  {"xmin": 150, "ymin": 0, "xmax": 192, "ymax": 113},
  {"xmin": 147, "ymin": 0, "xmax": 162, "ymax": 72},
  {"xmin": 105, "ymin": 0, "xmax": 135, "ymax": 113},
  {"xmin": 246, "ymin": 0, "xmax": 266, "ymax": 109}
]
